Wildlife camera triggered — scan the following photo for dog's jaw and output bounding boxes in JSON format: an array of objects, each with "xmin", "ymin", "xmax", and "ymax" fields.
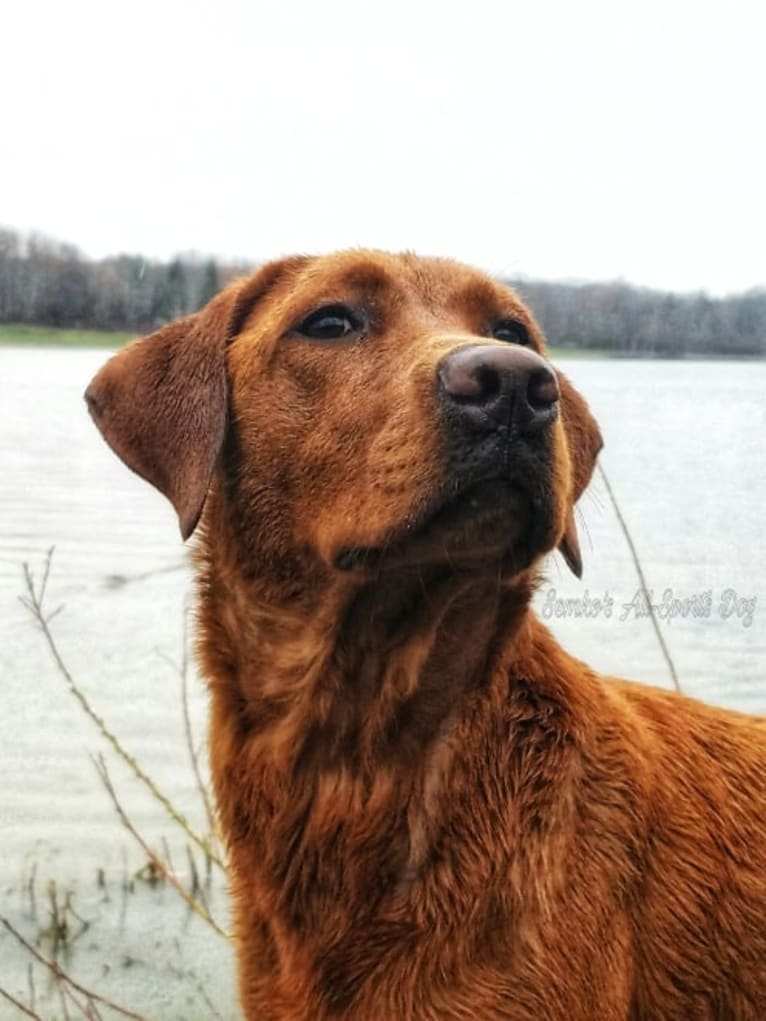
[
  {"xmin": 331, "ymin": 450, "xmax": 566, "ymax": 579},
  {"xmin": 334, "ymin": 477, "xmax": 533, "ymax": 572},
  {"xmin": 196, "ymin": 489, "xmax": 539, "ymax": 766}
]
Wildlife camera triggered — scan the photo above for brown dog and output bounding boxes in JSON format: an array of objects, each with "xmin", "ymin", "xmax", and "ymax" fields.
[{"xmin": 86, "ymin": 251, "xmax": 766, "ymax": 1020}]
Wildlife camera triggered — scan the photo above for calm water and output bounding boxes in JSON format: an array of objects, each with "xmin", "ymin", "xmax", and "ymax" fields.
[{"xmin": 1, "ymin": 347, "xmax": 765, "ymax": 1017}]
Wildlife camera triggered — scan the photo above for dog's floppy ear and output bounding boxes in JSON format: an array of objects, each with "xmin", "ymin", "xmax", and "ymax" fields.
[
  {"xmin": 85, "ymin": 277, "xmax": 266, "ymax": 540},
  {"xmin": 556, "ymin": 372, "xmax": 603, "ymax": 578},
  {"xmin": 558, "ymin": 509, "xmax": 584, "ymax": 579}
]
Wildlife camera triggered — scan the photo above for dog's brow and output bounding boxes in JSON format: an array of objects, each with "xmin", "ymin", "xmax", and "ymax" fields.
[
  {"xmin": 332, "ymin": 265, "xmax": 395, "ymax": 298},
  {"xmin": 448, "ymin": 279, "xmax": 517, "ymax": 321}
]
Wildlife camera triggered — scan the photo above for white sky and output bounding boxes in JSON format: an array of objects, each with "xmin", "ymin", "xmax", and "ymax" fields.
[{"xmin": 3, "ymin": 0, "xmax": 764, "ymax": 294}]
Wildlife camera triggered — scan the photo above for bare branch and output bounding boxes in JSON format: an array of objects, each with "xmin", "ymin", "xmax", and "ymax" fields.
[
  {"xmin": 0, "ymin": 918, "xmax": 148, "ymax": 1021},
  {"xmin": 21, "ymin": 551, "xmax": 224, "ymax": 870},
  {"xmin": 597, "ymin": 463, "xmax": 681, "ymax": 692},
  {"xmin": 92, "ymin": 755, "xmax": 230, "ymax": 941},
  {"xmin": 157, "ymin": 605, "xmax": 218, "ymax": 840},
  {"xmin": 0, "ymin": 984, "xmax": 44, "ymax": 1020}
]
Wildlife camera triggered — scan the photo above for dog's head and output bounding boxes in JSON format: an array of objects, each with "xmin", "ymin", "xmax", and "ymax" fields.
[{"xmin": 86, "ymin": 251, "xmax": 602, "ymax": 581}]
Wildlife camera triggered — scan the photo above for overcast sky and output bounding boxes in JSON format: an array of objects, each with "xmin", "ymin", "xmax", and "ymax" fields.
[{"xmin": 3, "ymin": 0, "xmax": 764, "ymax": 294}]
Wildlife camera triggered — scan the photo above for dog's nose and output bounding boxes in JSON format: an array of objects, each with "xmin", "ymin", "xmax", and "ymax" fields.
[{"xmin": 437, "ymin": 344, "xmax": 559, "ymax": 434}]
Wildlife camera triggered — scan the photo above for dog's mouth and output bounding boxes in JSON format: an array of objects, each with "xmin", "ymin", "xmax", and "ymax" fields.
[{"xmin": 335, "ymin": 474, "xmax": 554, "ymax": 573}]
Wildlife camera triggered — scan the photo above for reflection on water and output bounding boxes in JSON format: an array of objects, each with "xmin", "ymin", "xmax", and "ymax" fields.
[{"xmin": 1, "ymin": 346, "xmax": 764, "ymax": 1015}]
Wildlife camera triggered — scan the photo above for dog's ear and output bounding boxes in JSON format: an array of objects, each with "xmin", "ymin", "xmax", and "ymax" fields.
[
  {"xmin": 86, "ymin": 258, "xmax": 309, "ymax": 538},
  {"xmin": 556, "ymin": 372, "xmax": 603, "ymax": 578},
  {"xmin": 558, "ymin": 509, "xmax": 583, "ymax": 579},
  {"xmin": 85, "ymin": 264, "xmax": 287, "ymax": 539},
  {"xmin": 85, "ymin": 289, "xmax": 236, "ymax": 539}
]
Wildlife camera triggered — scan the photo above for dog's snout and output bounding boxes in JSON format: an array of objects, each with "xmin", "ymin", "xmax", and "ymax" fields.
[{"xmin": 437, "ymin": 344, "xmax": 559, "ymax": 434}]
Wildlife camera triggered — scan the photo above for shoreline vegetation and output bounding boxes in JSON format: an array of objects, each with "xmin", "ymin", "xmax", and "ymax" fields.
[
  {"xmin": 1, "ymin": 552, "xmax": 233, "ymax": 1019},
  {"xmin": 1, "ymin": 227, "xmax": 764, "ymax": 358},
  {"xmin": 0, "ymin": 323, "xmax": 134, "ymax": 348},
  {"xmin": 2, "ymin": 322, "xmax": 609, "ymax": 357},
  {"xmin": 1, "ymin": 323, "xmax": 762, "ymax": 360},
  {"xmin": 0, "ymin": 323, "xmax": 601, "ymax": 359}
]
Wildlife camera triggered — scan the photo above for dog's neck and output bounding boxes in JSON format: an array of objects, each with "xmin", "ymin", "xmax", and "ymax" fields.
[
  {"xmin": 195, "ymin": 497, "xmax": 537, "ymax": 774},
  {"xmin": 195, "ymin": 492, "xmax": 593, "ymax": 989}
]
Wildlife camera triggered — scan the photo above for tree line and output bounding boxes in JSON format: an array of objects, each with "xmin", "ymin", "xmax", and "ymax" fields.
[
  {"xmin": 514, "ymin": 278, "xmax": 765, "ymax": 357},
  {"xmin": 0, "ymin": 228, "xmax": 241, "ymax": 335},
  {"xmin": 1, "ymin": 227, "xmax": 763, "ymax": 356}
]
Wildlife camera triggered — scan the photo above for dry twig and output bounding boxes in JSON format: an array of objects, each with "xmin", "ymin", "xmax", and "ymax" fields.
[
  {"xmin": 0, "ymin": 918, "xmax": 148, "ymax": 1021},
  {"xmin": 0, "ymin": 984, "xmax": 44, "ymax": 1020},
  {"xmin": 597, "ymin": 464, "xmax": 681, "ymax": 692},
  {"xmin": 20, "ymin": 550, "xmax": 224, "ymax": 870},
  {"xmin": 157, "ymin": 605, "xmax": 218, "ymax": 842},
  {"xmin": 92, "ymin": 754, "xmax": 230, "ymax": 941}
]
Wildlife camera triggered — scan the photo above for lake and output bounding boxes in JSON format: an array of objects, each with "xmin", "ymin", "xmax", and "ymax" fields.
[{"xmin": 1, "ymin": 347, "xmax": 764, "ymax": 1019}]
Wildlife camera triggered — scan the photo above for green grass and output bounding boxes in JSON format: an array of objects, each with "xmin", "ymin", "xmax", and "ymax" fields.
[
  {"xmin": 546, "ymin": 346, "xmax": 604, "ymax": 359},
  {"xmin": 1, "ymin": 324, "xmax": 607, "ymax": 358},
  {"xmin": 0, "ymin": 323, "xmax": 133, "ymax": 348}
]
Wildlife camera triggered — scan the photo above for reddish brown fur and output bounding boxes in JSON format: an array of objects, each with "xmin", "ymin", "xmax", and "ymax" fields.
[{"xmin": 87, "ymin": 251, "xmax": 766, "ymax": 1020}]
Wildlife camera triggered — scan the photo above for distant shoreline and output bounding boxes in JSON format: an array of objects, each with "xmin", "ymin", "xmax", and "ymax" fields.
[
  {"xmin": 0, "ymin": 323, "xmax": 133, "ymax": 348},
  {"xmin": 603, "ymin": 350, "xmax": 765, "ymax": 361},
  {"xmin": 0, "ymin": 324, "xmax": 763, "ymax": 360}
]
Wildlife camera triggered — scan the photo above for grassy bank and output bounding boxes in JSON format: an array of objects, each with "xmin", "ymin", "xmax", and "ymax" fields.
[
  {"xmin": 1, "ymin": 322, "xmax": 606, "ymax": 357},
  {"xmin": 548, "ymin": 346, "xmax": 605, "ymax": 359},
  {"xmin": 0, "ymin": 323, "xmax": 133, "ymax": 348}
]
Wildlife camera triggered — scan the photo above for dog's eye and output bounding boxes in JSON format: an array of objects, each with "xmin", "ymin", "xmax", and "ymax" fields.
[
  {"xmin": 296, "ymin": 305, "xmax": 362, "ymax": 341},
  {"xmin": 491, "ymin": 319, "xmax": 528, "ymax": 345}
]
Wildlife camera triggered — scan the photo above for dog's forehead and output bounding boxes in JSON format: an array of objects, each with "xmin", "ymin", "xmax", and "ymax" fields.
[{"xmin": 260, "ymin": 250, "xmax": 525, "ymax": 318}]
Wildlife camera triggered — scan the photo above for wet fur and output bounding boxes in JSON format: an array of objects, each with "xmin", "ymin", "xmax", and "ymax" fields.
[{"xmin": 87, "ymin": 251, "xmax": 766, "ymax": 1020}]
